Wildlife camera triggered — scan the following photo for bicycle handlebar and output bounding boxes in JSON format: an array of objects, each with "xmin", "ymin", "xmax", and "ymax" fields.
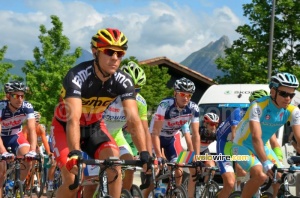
[
  {"xmin": 0, "ymin": 154, "xmax": 41, "ymax": 161},
  {"xmin": 165, "ymin": 161, "xmax": 205, "ymax": 168},
  {"xmin": 69, "ymin": 157, "xmax": 155, "ymax": 190},
  {"xmin": 287, "ymin": 156, "xmax": 300, "ymax": 165},
  {"xmin": 261, "ymin": 163, "xmax": 300, "ymax": 192}
]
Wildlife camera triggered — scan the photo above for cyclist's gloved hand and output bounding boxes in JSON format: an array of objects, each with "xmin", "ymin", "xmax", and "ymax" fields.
[
  {"xmin": 66, "ymin": 150, "xmax": 82, "ymax": 172},
  {"xmin": 262, "ymin": 160, "xmax": 274, "ymax": 172},
  {"xmin": 140, "ymin": 151, "xmax": 151, "ymax": 164},
  {"xmin": 25, "ymin": 150, "xmax": 37, "ymax": 161},
  {"xmin": 140, "ymin": 151, "xmax": 152, "ymax": 173},
  {"xmin": 157, "ymin": 157, "xmax": 167, "ymax": 165},
  {"xmin": 192, "ymin": 161, "xmax": 205, "ymax": 168},
  {"xmin": 1, "ymin": 152, "xmax": 14, "ymax": 160}
]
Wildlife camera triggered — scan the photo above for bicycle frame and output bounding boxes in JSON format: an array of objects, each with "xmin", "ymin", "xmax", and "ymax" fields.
[
  {"xmin": 71, "ymin": 156, "xmax": 153, "ymax": 197},
  {"xmin": 271, "ymin": 163, "xmax": 300, "ymax": 198},
  {"xmin": 1, "ymin": 153, "xmax": 42, "ymax": 198}
]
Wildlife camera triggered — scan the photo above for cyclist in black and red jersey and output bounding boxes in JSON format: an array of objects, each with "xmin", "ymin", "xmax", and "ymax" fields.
[{"xmin": 51, "ymin": 28, "xmax": 150, "ymax": 198}]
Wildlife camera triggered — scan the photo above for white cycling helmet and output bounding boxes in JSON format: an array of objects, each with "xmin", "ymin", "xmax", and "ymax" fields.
[
  {"xmin": 174, "ymin": 77, "xmax": 195, "ymax": 93},
  {"xmin": 269, "ymin": 72, "xmax": 299, "ymax": 89},
  {"xmin": 204, "ymin": 113, "xmax": 219, "ymax": 123},
  {"xmin": 4, "ymin": 81, "xmax": 28, "ymax": 93}
]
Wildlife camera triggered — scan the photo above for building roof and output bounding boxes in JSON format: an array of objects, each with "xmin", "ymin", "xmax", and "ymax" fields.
[{"xmin": 139, "ymin": 56, "xmax": 215, "ymax": 86}]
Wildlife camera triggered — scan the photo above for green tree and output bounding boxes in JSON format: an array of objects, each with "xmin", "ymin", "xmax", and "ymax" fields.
[
  {"xmin": 22, "ymin": 15, "xmax": 81, "ymax": 126},
  {"xmin": 215, "ymin": 0, "xmax": 300, "ymax": 84},
  {"xmin": 140, "ymin": 64, "xmax": 173, "ymax": 116},
  {"xmin": 0, "ymin": 46, "xmax": 23, "ymax": 99},
  {"xmin": 121, "ymin": 57, "xmax": 173, "ymax": 118}
]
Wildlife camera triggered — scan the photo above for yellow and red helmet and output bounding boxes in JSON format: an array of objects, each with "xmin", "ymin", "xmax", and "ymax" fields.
[{"xmin": 91, "ymin": 28, "xmax": 128, "ymax": 50}]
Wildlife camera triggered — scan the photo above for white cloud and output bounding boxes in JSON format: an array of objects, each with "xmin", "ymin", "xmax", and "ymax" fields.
[{"xmin": 0, "ymin": 0, "xmax": 245, "ymax": 63}]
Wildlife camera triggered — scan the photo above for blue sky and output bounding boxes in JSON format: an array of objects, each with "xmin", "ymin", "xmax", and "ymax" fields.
[{"xmin": 0, "ymin": 0, "xmax": 252, "ymax": 62}]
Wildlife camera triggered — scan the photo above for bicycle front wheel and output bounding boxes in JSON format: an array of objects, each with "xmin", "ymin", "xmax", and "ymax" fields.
[
  {"xmin": 13, "ymin": 180, "xmax": 24, "ymax": 198},
  {"xmin": 201, "ymin": 181, "xmax": 219, "ymax": 198},
  {"xmin": 121, "ymin": 189, "xmax": 132, "ymax": 198},
  {"xmin": 130, "ymin": 184, "xmax": 143, "ymax": 198},
  {"xmin": 166, "ymin": 185, "xmax": 188, "ymax": 198},
  {"xmin": 228, "ymin": 191, "xmax": 242, "ymax": 198},
  {"xmin": 38, "ymin": 167, "xmax": 47, "ymax": 198},
  {"xmin": 260, "ymin": 191, "xmax": 273, "ymax": 198}
]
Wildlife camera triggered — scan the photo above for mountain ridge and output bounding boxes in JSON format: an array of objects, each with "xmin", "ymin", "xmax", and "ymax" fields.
[
  {"xmin": 180, "ymin": 35, "xmax": 231, "ymax": 79},
  {"xmin": 2, "ymin": 35, "xmax": 230, "ymax": 80}
]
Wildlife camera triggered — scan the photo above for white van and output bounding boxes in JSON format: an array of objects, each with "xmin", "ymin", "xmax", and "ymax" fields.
[
  {"xmin": 196, "ymin": 84, "xmax": 300, "ymax": 157},
  {"xmin": 195, "ymin": 84, "xmax": 300, "ymax": 194}
]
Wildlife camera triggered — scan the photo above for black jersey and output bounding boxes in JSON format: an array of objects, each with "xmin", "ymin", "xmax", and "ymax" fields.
[{"xmin": 54, "ymin": 60, "xmax": 135, "ymax": 125}]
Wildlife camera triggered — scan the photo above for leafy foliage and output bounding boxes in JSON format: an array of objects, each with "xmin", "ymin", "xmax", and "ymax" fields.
[
  {"xmin": 22, "ymin": 15, "xmax": 81, "ymax": 126},
  {"xmin": 215, "ymin": 0, "xmax": 300, "ymax": 84},
  {"xmin": 121, "ymin": 57, "xmax": 173, "ymax": 119},
  {"xmin": 0, "ymin": 46, "xmax": 23, "ymax": 99}
]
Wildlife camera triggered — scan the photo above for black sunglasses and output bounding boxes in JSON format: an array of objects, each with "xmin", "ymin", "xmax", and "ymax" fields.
[{"xmin": 277, "ymin": 90, "xmax": 296, "ymax": 99}]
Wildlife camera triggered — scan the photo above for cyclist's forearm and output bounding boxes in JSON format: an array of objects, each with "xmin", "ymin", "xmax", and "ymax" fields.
[
  {"xmin": 28, "ymin": 134, "xmax": 37, "ymax": 151},
  {"xmin": 43, "ymin": 141, "xmax": 51, "ymax": 155},
  {"xmin": 185, "ymin": 133, "xmax": 193, "ymax": 151},
  {"xmin": 192, "ymin": 132, "xmax": 200, "ymax": 155},
  {"xmin": 39, "ymin": 146, "xmax": 45, "ymax": 157},
  {"xmin": 0, "ymin": 139, "xmax": 7, "ymax": 153},
  {"xmin": 151, "ymin": 135, "xmax": 162, "ymax": 158},
  {"xmin": 0, "ymin": 127, "xmax": 6, "ymax": 153},
  {"xmin": 142, "ymin": 120, "xmax": 152, "ymax": 155},
  {"xmin": 128, "ymin": 121, "xmax": 147, "ymax": 152},
  {"xmin": 27, "ymin": 119, "xmax": 37, "ymax": 150},
  {"xmin": 66, "ymin": 120, "xmax": 81, "ymax": 151},
  {"xmin": 253, "ymin": 137, "xmax": 268, "ymax": 162}
]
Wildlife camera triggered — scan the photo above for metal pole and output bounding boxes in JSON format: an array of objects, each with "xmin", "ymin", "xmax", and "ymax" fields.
[{"xmin": 267, "ymin": 0, "xmax": 276, "ymax": 81}]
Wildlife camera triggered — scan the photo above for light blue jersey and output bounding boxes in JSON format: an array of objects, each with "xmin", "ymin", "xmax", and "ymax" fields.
[{"xmin": 233, "ymin": 96, "xmax": 300, "ymax": 153}]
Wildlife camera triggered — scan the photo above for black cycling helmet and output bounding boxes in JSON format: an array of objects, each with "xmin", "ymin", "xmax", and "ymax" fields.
[
  {"xmin": 4, "ymin": 81, "xmax": 28, "ymax": 93},
  {"xmin": 174, "ymin": 77, "xmax": 195, "ymax": 93}
]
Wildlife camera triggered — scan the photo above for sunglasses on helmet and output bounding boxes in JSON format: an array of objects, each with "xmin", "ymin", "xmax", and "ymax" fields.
[
  {"xmin": 177, "ymin": 92, "xmax": 192, "ymax": 99},
  {"xmin": 277, "ymin": 90, "xmax": 295, "ymax": 99},
  {"xmin": 98, "ymin": 48, "xmax": 125, "ymax": 58}
]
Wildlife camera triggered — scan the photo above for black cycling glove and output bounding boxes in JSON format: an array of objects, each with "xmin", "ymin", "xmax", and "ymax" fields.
[{"xmin": 140, "ymin": 151, "xmax": 151, "ymax": 164}]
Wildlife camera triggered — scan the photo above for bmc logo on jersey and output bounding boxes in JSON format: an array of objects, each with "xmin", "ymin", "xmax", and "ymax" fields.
[
  {"xmin": 82, "ymin": 97, "xmax": 113, "ymax": 107},
  {"xmin": 114, "ymin": 72, "xmax": 133, "ymax": 88},
  {"xmin": 71, "ymin": 66, "xmax": 93, "ymax": 88}
]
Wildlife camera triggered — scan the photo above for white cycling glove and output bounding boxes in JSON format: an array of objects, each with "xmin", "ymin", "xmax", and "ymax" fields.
[
  {"xmin": 25, "ymin": 150, "xmax": 37, "ymax": 159},
  {"xmin": 1, "ymin": 152, "xmax": 14, "ymax": 159},
  {"xmin": 262, "ymin": 160, "xmax": 273, "ymax": 172}
]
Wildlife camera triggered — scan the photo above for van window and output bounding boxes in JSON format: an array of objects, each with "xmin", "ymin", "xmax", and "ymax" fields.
[{"xmin": 199, "ymin": 103, "xmax": 250, "ymax": 124}]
